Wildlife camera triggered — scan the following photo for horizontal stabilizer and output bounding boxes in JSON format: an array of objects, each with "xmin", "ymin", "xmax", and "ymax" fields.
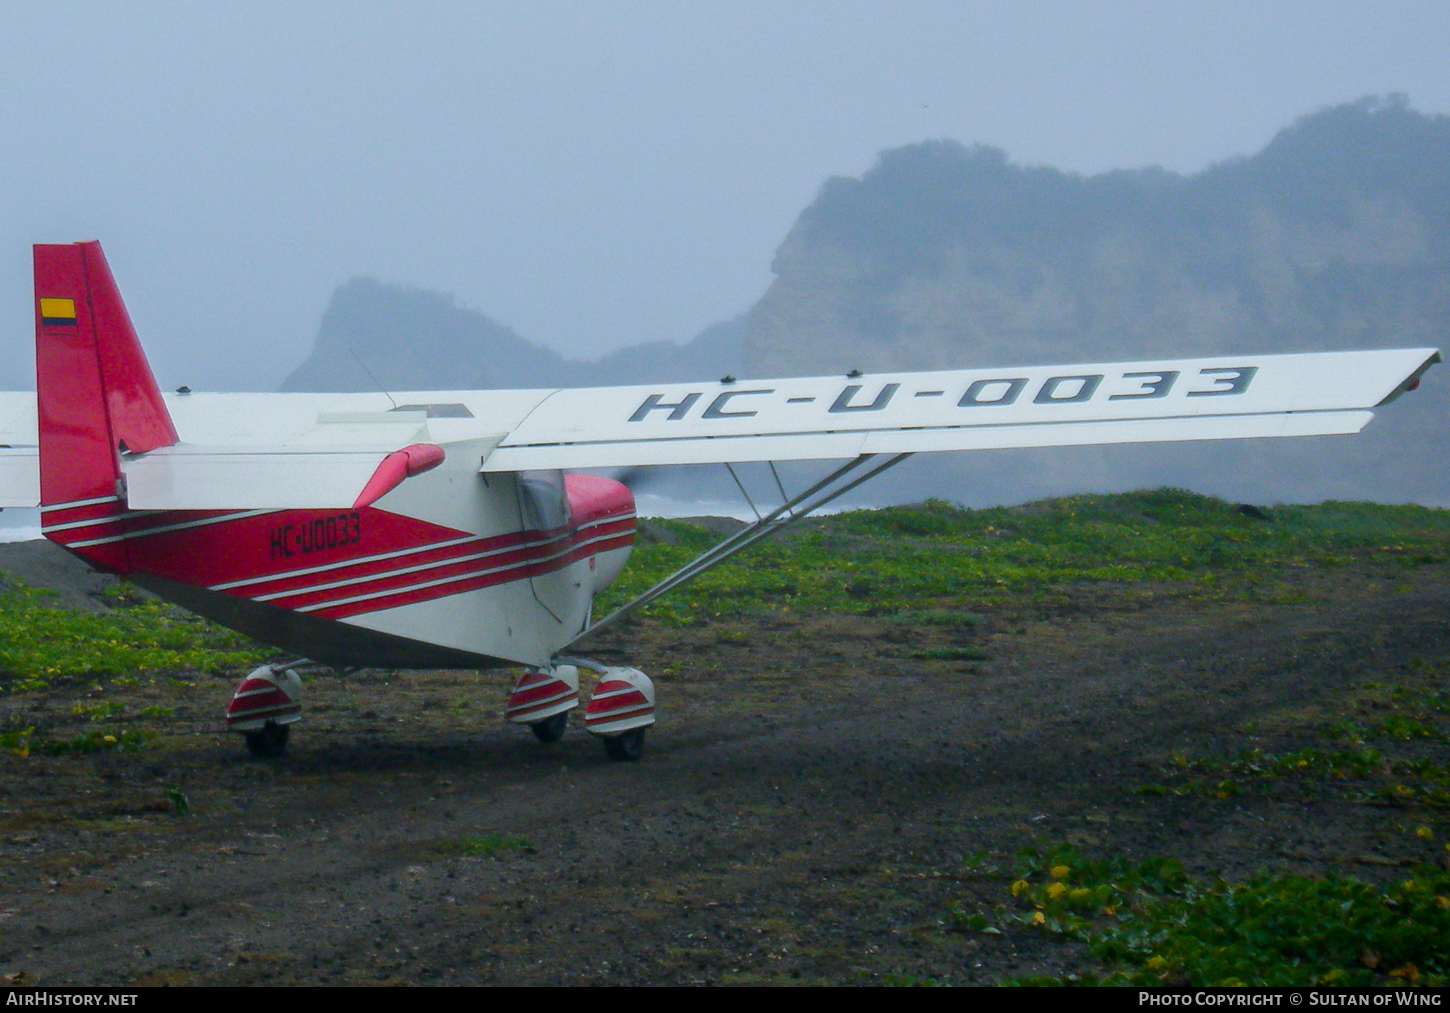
[
  {"xmin": 121, "ymin": 435, "xmax": 503, "ymax": 510},
  {"xmin": 122, "ymin": 447, "xmax": 411, "ymax": 510}
]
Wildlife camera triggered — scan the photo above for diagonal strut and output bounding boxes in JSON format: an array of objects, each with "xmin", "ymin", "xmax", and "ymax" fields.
[{"xmin": 563, "ymin": 453, "xmax": 910, "ymax": 649}]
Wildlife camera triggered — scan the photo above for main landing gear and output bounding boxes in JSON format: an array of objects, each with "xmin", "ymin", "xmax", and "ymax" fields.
[
  {"xmin": 506, "ymin": 659, "xmax": 655, "ymax": 761},
  {"xmin": 223, "ymin": 659, "xmax": 655, "ymax": 762}
]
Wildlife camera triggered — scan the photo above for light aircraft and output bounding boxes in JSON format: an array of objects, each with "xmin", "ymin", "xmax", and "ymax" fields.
[{"xmin": 0, "ymin": 241, "xmax": 1439, "ymax": 760}]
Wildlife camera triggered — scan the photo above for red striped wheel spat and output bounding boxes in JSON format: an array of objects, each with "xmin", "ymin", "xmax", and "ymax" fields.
[
  {"xmin": 584, "ymin": 667, "xmax": 655, "ymax": 736},
  {"xmin": 505, "ymin": 665, "xmax": 580, "ymax": 723},
  {"xmin": 225, "ymin": 666, "xmax": 303, "ymax": 732}
]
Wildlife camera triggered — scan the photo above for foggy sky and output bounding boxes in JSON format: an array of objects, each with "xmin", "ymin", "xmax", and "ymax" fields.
[{"xmin": 1, "ymin": 1, "xmax": 1447, "ymax": 392}]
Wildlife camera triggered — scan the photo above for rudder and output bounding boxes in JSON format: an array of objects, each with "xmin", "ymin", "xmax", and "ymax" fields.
[{"xmin": 34, "ymin": 241, "xmax": 178, "ymax": 568}]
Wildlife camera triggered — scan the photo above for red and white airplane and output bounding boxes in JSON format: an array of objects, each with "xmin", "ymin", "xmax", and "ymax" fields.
[{"xmin": 0, "ymin": 241, "xmax": 1439, "ymax": 760}]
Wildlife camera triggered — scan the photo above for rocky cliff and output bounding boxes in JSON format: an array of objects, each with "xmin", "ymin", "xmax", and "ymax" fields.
[
  {"xmin": 279, "ymin": 96, "xmax": 1450, "ymax": 507},
  {"xmin": 745, "ymin": 96, "xmax": 1449, "ymax": 376},
  {"xmin": 740, "ymin": 96, "xmax": 1450, "ymax": 506}
]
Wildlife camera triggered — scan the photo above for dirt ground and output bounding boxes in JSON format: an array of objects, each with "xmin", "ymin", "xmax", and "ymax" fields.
[{"xmin": 1, "ymin": 557, "xmax": 1448, "ymax": 985}]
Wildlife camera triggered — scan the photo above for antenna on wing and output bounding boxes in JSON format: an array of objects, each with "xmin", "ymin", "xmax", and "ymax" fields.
[{"xmin": 348, "ymin": 349, "xmax": 397, "ymax": 410}]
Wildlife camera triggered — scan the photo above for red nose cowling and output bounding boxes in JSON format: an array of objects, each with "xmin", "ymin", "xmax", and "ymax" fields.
[{"xmin": 564, "ymin": 473, "xmax": 634, "ymax": 526}]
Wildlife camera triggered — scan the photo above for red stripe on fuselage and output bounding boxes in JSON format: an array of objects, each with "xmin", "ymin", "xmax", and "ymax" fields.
[
  {"xmin": 270, "ymin": 520, "xmax": 632, "ymax": 612},
  {"xmin": 222, "ymin": 528, "xmax": 527, "ymax": 597},
  {"xmin": 303, "ymin": 529, "xmax": 635, "ymax": 619},
  {"xmin": 222, "ymin": 513, "xmax": 630, "ymax": 600},
  {"xmin": 45, "ymin": 500, "xmax": 635, "ymax": 621}
]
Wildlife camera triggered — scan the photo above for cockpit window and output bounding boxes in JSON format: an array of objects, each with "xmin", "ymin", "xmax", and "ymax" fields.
[{"xmin": 518, "ymin": 470, "xmax": 569, "ymax": 531}]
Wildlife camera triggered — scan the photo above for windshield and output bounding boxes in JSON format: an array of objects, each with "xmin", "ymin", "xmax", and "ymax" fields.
[{"xmin": 518, "ymin": 470, "xmax": 569, "ymax": 531}]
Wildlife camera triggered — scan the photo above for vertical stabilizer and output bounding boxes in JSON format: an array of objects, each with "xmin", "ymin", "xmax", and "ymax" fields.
[{"xmin": 34, "ymin": 241, "xmax": 178, "ymax": 567}]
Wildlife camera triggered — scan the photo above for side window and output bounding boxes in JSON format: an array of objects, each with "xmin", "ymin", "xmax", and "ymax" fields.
[{"xmin": 518, "ymin": 470, "xmax": 569, "ymax": 531}]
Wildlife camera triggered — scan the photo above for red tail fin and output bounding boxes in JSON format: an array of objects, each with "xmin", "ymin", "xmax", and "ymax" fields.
[{"xmin": 34, "ymin": 241, "xmax": 177, "ymax": 509}]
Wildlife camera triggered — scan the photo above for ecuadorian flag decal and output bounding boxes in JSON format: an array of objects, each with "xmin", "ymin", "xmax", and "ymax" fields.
[{"xmin": 39, "ymin": 297, "xmax": 77, "ymax": 327}]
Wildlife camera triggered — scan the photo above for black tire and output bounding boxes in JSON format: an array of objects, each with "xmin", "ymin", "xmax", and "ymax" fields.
[
  {"xmin": 244, "ymin": 721, "xmax": 290, "ymax": 759},
  {"xmin": 603, "ymin": 726, "xmax": 646, "ymax": 762},
  {"xmin": 530, "ymin": 711, "xmax": 569, "ymax": 743}
]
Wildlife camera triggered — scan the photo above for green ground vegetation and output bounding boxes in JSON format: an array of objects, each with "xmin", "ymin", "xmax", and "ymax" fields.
[
  {"xmin": 1136, "ymin": 663, "xmax": 1450, "ymax": 808},
  {"xmin": 941, "ymin": 654, "xmax": 1450, "ymax": 986},
  {"xmin": 5, "ymin": 488, "xmax": 1448, "ymax": 695},
  {"xmin": 0, "ymin": 583, "xmax": 269, "ymax": 693},
  {"xmin": 423, "ymin": 831, "xmax": 532, "ymax": 859},
  {"xmin": 1002, "ymin": 845, "xmax": 1450, "ymax": 987},
  {"xmin": 600, "ymin": 489, "xmax": 1450, "ymax": 624}
]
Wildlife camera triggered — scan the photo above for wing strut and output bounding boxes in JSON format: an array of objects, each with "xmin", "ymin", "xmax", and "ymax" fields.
[{"xmin": 563, "ymin": 452, "xmax": 910, "ymax": 649}]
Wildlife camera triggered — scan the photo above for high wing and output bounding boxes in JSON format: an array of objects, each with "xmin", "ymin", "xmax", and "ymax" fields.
[
  {"xmin": 0, "ymin": 348, "xmax": 1439, "ymax": 510},
  {"xmin": 482, "ymin": 349, "xmax": 1440, "ymax": 471}
]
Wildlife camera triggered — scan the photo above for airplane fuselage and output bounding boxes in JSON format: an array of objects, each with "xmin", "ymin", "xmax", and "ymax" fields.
[{"xmin": 42, "ymin": 469, "xmax": 635, "ymax": 669}]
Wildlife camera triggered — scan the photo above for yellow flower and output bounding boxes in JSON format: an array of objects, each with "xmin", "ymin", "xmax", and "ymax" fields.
[
  {"xmin": 1068, "ymin": 888, "xmax": 1092, "ymax": 903},
  {"xmin": 1047, "ymin": 882, "xmax": 1067, "ymax": 899},
  {"xmin": 102, "ymin": 735, "xmax": 116, "ymax": 745},
  {"xmin": 1048, "ymin": 864, "xmax": 1070, "ymax": 879},
  {"xmin": 1030, "ymin": 911, "xmax": 1045, "ymax": 925},
  {"xmin": 1010, "ymin": 879, "xmax": 1028, "ymax": 896},
  {"xmin": 1432, "ymin": 897, "xmax": 1450, "ymax": 909},
  {"xmin": 1415, "ymin": 826, "xmax": 1433, "ymax": 840},
  {"xmin": 1147, "ymin": 956, "xmax": 1166, "ymax": 970}
]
